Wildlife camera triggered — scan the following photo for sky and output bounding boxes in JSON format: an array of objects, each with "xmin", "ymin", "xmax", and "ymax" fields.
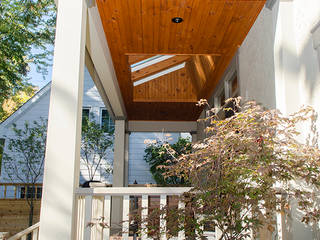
[
  {"xmin": 28, "ymin": 45, "xmax": 54, "ymax": 90},
  {"xmin": 29, "ymin": 63, "xmax": 52, "ymax": 90}
]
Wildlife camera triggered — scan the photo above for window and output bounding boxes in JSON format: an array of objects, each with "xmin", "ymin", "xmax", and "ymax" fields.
[
  {"xmin": 101, "ymin": 109, "xmax": 114, "ymax": 132},
  {"xmin": 20, "ymin": 186, "xmax": 42, "ymax": 199},
  {"xmin": 82, "ymin": 107, "xmax": 90, "ymax": 129},
  {"xmin": 0, "ymin": 139, "xmax": 4, "ymax": 175},
  {"xmin": 230, "ymin": 76, "xmax": 239, "ymax": 97},
  {"xmin": 213, "ymin": 71, "xmax": 239, "ymax": 119}
]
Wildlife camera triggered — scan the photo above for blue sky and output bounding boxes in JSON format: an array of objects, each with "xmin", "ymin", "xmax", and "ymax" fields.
[{"xmin": 29, "ymin": 63, "xmax": 52, "ymax": 90}]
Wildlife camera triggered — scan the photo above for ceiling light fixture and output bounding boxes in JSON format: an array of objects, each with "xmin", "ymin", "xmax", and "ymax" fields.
[{"xmin": 172, "ymin": 17, "xmax": 183, "ymax": 23}]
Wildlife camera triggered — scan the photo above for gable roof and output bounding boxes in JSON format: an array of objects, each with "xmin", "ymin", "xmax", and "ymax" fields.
[{"xmin": 0, "ymin": 82, "xmax": 51, "ymax": 132}]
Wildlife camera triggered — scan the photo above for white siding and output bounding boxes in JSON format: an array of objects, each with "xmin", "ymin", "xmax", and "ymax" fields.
[
  {"xmin": 128, "ymin": 132, "xmax": 180, "ymax": 184},
  {"xmin": 0, "ymin": 69, "xmax": 189, "ymax": 185},
  {"xmin": 0, "ymin": 69, "xmax": 113, "ymax": 184}
]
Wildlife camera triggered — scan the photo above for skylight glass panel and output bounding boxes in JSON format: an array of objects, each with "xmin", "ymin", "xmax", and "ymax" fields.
[
  {"xmin": 130, "ymin": 55, "xmax": 175, "ymax": 72},
  {"xmin": 133, "ymin": 62, "xmax": 186, "ymax": 87}
]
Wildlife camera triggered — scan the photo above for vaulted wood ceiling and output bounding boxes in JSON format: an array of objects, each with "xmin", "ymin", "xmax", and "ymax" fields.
[{"xmin": 96, "ymin": 0, "xmax": 266, "ymax": 121}]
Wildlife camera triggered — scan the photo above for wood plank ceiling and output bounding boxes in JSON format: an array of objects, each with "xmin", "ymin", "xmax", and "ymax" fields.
[{"xmin": 96, "ymin": 0, "xmax": 266, "ymax": 121}]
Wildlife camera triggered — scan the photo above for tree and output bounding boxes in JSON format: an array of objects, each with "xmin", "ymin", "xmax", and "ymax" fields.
[
  {"xmin": 81, "ymin": 117, "xmax": 113, "ymax": 183},
  {"xmin": 144, "ymin": 137, "xmax": 192, "ymax": 185},
  {"xmin": 0, "ymin": 0, "xmax": 56, "ymax": 116},
  {"xmin": 135, "ymin": 99, "xmax": 320, "ymax": 240},
  {"xmin": 1, "ymin": 85, "xmax": 37, "ymax": 122},
  {"xmin": 2, "ymin": 119, "xmax": 47, "ymax": 227}
]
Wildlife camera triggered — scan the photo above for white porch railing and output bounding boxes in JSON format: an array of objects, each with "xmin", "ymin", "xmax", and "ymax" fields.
[
  {"xmin": 75, "ymin": 187, "xmax": 200, "ymax": 240},
  {"xmin": 7, "ymin": 222, "xmax": 39, "ymax": 240},
  {"xmin": 6, "ymin": 187, "xmax": 284, "ymax": 240}
]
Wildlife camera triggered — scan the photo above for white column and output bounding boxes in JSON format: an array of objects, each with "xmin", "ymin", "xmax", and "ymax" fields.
[
  {"xmin": 111, "ymin": 120, "xmax": 127, "ymax": 231},
  {"xmin": 191, "ymin": 131, "xmax": 198, "ymax": 143},
  {"xmin": 39, "ymin": 0, "xmax": 87, "ymax": 239},
  {"xmin": 113, "ymin": 119, "xmax": 127, "ymax": 187}
]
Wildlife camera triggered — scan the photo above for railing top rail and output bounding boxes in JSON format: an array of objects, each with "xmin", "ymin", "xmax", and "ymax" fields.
[
  {"xmin": 7, "ymin": 222, "xmax": 40, "ymax": 240},
  {"xmin": 75, "ymin": 187, "xmax": 192, "ymax": 196},
  {"xmin": 0, "ymin": 182, "xmax": 42, "ymax": 187}
]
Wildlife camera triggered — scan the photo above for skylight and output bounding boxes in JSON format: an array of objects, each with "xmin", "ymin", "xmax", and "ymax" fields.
[
  {"xmin": 131, "ymin": 55, "xmax": 175, "ymax": 72},
  {"xmin": 133, "ymin": 62, "xmax": 186, "ymax": 87}
]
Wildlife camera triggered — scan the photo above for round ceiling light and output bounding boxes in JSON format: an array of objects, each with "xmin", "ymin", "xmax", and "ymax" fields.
[{"xmin": 171, "ymin": 17, "xmax": 183, "ymax": 23}]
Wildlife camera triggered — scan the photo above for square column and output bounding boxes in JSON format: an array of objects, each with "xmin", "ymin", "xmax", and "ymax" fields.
[
  {"xmin": 111, "ymin": 120, "xmax": 128, "ymax": 234},
  {"xmin": 39, "ymin": 0, "xmax": 87, "ymax": 239}
]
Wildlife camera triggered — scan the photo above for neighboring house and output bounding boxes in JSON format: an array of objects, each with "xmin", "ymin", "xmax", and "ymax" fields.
[{"xmin": 0, "ymin": 68, "xmax": 185, "ymax": 187}]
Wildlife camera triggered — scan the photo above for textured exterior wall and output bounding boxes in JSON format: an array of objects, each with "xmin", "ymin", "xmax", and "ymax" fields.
[
  {"xmin": 238, "ymin": 4, "xmax": 277, "ymax": 109},
  {"xmin": 237, "ymin": 1, "xmax": 320, "ymax": 239}
]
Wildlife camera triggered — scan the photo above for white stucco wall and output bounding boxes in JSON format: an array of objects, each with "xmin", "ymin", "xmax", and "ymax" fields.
[
  {"xmin": 238, "ymin": 4, "xmax": 277, "ymax": 110},
  {"xmin": 237, "ymin": 1, "xmax": 320, "ymax": 239}
]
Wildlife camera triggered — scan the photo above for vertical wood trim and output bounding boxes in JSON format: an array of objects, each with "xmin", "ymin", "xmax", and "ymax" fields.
[
  {"xmin": 84, "ymin": 195, "xmax": 93, "ymax": 240},
  {"xmin": 141, "ymin": 195, "xmax": 149, "ymax": 240},
  {"xmin": 122, "ymin": 195, "xmax": 130, "ymax": 239},
  {"xmin": 103, "ymin": 195, "xmax": 111, "ymax": 239},
  {"xmin": 160, "ymin": 195, "xmax": 167, "ymax": 240},
  {"xmin": 178, "ymin": 200, "xmax": 185, "ymax": 239}
]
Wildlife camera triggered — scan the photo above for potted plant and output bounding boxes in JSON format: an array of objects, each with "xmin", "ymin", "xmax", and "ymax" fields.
[{"xmin": 81, "ymin": 117, "xmax": 113, "ymax": 187}]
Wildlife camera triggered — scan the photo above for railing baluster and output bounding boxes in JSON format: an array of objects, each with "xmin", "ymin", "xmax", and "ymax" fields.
[
  {"xmin": 76, "ymin": 196, "xmax": 84, "ymax": 240},
  {"xmin": 4, "ymin": 185, "xmax": 6, "ymax": 198},
  {"xmin": 196, "ymin": 202, "xmax": 204, "ymax": 240},
  {"xmin": 215, "ymin": 225, "xmax": 222, "ymax": 240},
  {"xmin": 141, "ymin": 195, "xmax": 149, "ymax": 240},
  {"xmin": 32, "ymin": 228, "xmax": 38, "ymax": 240},
  {"xmin": 277, "ymin": 210, "xmax": 283, "ymax": 240},
  {"xmin": 122, "ymin": 195, "xmax": 130, "ymax": 240},
  {"xmin": 160, "ymin": 195, "xmax": 167, "ymax": 240},
  {"xmin": 84, "ymin": 195, "xmax": 93, "ymax": 240},
  {"xmin": 178, "ymin": 199, "xmax": 185, "ymax": 239},
  {"xmin": 103, "ymin": 195, "xmax": 111, "ymax": 239}
]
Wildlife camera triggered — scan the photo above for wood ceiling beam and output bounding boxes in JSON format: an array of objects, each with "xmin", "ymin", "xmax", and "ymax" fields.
[
  {"xmin": 186, "ymin": 60, "xmax": 202, "ymax": 96},
  {"xmin": 131, "ymin": 55, "xmax": 190, "ymax": 82}
]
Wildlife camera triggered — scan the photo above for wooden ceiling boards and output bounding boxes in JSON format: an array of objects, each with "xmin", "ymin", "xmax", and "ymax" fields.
[{"xmin": 96, "ymin": 0, "xmax": 266, "ymax": 120}]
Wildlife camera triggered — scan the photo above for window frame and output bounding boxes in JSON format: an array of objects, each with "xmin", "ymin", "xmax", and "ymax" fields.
[
  {"xmin": 0, "ymin": 138, "xmax": 5, "ymax": 176},
  {"xmin": 100, "ymin": 108, "xmax": 115, "ymax": 132}
]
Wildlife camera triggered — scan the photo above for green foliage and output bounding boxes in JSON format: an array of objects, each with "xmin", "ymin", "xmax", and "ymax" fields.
[
  {"xmin": 0, "ymin": 0, "xmax": 56, "ymax": 116},
  {"xmin": 0, "ymin": 84, "xmax": 36, "ymax": 122},
  {"xmin": 144, "ymin": 137, "xmax": 192, "ymax": 185},
  {"xmin": 2, "ymin": 119, "xmax": 47, "ymax": 227},
  {"xmin": 81, "ymin": 117, "xmax": 114, "ymax": 181},
  {"xmin": 3, "ymin": 119, "xmax": 47, "ymax": 184}
]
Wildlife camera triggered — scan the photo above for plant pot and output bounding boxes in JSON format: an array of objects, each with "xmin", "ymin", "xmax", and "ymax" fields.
[{"xmin": 82, "ymin": 180, "xmax": 106, "ymax": 188}]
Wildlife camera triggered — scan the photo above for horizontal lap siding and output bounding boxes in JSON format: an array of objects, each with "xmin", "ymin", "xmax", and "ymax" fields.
[{"xmin": 128, "ymin": 132, "xmax": 180, "ymax": 184}]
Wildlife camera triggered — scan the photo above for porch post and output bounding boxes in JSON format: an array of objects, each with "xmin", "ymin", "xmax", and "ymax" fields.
[
  {"xmin": 39, "ymin": 0, "xmax": 87, "ymax": 239},
  {"xmin": 111, "ymin": 119, "xmax": 128, "ymax": 232}
]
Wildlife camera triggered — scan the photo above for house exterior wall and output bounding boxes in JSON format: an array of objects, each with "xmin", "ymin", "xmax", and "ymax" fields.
[
  {"xmin": 0, "ymin": 69, "xmax": 182, "ymax": 186},
  {"xmin": 237, "ymin": 1, "xmax": 320, "ymax": 239}
]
